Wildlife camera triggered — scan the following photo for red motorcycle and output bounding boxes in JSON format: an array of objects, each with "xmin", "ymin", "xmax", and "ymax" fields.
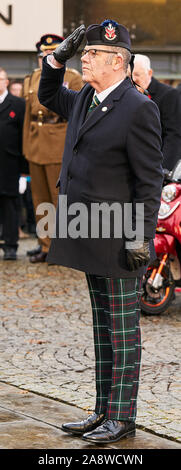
[{"xmin": 141, "ymin": 160, "xmax": 181, "ymax": 314}]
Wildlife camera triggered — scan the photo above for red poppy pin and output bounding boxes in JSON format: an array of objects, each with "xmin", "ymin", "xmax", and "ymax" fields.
[{"xmin": 9, "ymin": 110, "xmax": 16, "ymax": 118}]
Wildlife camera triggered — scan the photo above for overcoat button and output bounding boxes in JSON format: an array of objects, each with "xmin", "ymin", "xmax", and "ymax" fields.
[{"xmin": 102, "ymin": 106, "xmax": 107, "ymax": 112}]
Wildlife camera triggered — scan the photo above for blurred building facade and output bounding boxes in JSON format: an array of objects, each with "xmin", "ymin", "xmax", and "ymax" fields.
[
  {"xmin": 65, "ymin": 0, "xmax": 181, "ymax": 82},
  {"xmin": 0, "ymin": 0, "xmax": 181, "ymax": 81},
  {"xmin": 0, "ymin": 0, "xmax": 63, "ymax": 78}
]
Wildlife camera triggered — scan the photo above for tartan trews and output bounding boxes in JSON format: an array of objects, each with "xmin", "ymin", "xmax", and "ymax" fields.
[{"xmin": 86, "ymin": 275, "xmax": 142, "ymax": 422}]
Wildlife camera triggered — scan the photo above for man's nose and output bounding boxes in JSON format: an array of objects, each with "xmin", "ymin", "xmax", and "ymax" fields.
[{"xmin": 81, "ymin": 53, "xmax": 89, "ymax": 63}]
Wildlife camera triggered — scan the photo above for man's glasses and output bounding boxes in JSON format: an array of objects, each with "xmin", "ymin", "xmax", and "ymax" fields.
[{"xmin": 81, "ymin": 49, "xmax": 118, "ymax": 59}]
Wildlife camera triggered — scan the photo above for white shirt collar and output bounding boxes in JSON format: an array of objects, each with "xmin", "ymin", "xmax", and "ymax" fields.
[
  {"xmin": 0, "ymin": 89, "xmax": 8, "ymax": 104},
  {"xmin": 95, "ymin": 79, "xmax": 124, "ymax": 103}
]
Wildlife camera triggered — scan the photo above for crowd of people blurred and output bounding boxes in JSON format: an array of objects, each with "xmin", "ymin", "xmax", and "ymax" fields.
[
  {"xmin": 0, "ymin": 33, "xmax": 83, "ymax": 261},
  {"xmin": 1, "ymin": 33, "xmax": 181, "ymax": 261}
]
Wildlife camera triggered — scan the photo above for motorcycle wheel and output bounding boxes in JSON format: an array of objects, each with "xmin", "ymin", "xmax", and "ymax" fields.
[{"xmin": 140, "ymin": 267, "xmax": 175, "ymax": 315}]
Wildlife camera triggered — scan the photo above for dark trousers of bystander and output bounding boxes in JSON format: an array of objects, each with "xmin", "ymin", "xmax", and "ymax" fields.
[{"xmin": 0, "ymin": 195, "xmax": 19, "ymax": 250}]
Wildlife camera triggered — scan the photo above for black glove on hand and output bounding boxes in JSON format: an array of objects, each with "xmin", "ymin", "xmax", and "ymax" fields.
[
  {"xmin": 53, "ymin": 25, "xmax": 86, "ymax": 64},
  {"xmin": 126, "ymin": 241, "xmax": 150, "ymax": 271}
]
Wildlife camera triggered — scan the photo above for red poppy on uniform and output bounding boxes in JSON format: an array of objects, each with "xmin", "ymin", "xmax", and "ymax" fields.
[{"xmin": 9, "ymin": 111, "xmax": 16, "ymax": 118}]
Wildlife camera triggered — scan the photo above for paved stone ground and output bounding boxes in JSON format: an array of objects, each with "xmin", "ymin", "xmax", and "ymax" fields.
[
  {"xmin": 0, "ymin": 382, "xmax": 180, "ymax": 449},
  {"xmin": 0, "ymin": 238, "xmax": 180, "ymax": 446}
]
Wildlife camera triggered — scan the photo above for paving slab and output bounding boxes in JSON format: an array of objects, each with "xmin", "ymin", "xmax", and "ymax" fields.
[{"xmin": 0, "ymin": 382, "xmax": 180, "ymax": 449}]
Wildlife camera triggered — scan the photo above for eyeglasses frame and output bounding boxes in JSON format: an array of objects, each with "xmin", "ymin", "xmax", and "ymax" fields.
[{"xmin": 81, "ymin": 48, "xmax": 118, "ymax": 58}]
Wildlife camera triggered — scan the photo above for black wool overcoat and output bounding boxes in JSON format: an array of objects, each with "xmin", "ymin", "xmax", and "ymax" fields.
[
  {"xmin": 0, "ymin": 93, "xmax": 25, "ymax": 196},
  {"xmin": 148, "ymin": 77, "xmax": 181, "ymax": 171},
  {"xmin": 38, "ymin": 60, "xmax": 163, "ymax": 278}
]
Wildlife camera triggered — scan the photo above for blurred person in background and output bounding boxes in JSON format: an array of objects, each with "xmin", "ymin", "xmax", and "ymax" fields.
[
  {"xmin": 132, "ymin": 54, "xmax": 181, "ymax": 171},
  {"xmin": 9, "ymin": 80, "xmax": 23, "ymax": 97},
  {"xmin": 0, "ymin": 67, "xmax": 25, "ymax": 260},
  {"xmin": 9, "ymin": 79, "xmax": 32, "ymax": 240},
  {"xmin": 9, "ymin": 78, "xmax": 36, "ymax": 239},
  {"xmin": 177, "ymin": 81, "xmax": 181, "ymax": 95},
  {"xmin": 23, "ymin": 34, "xmax": 84, "ymax": 263}
]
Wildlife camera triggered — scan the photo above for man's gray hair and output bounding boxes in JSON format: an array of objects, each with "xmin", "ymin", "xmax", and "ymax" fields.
[
  {"xmin": 134, "ymin": 54, "xmax": 151, "ymax": 71},
  {"xmin": 106, "ymin": 47, "xmax": 131, "ymax": 72}
]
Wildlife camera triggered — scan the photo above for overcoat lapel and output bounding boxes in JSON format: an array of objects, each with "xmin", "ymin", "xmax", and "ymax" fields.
[
  {"xmin": 147, "ymin": 77, "xmax": 157, "ymax": 100},
  {"xmin": 0, "ymin": 93, "xmax": 12, "ymax": 114},
  {"xmin": 72, "ymin": 86, "xmax": 94, "ymax": 142}
]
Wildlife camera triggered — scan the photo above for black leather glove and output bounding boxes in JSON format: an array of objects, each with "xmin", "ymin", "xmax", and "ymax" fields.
[
  {"xmin": 53, "ymin": 25, "xmax": 85, "ymax": 64},
  {"xmin": 126, "ymin": 241, "xmax": 150, "ymax": 271}
]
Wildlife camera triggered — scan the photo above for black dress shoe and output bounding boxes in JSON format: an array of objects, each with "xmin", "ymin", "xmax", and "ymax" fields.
[
  {"xmin": 3, "ymin": 248, "xmax": 17, "ymax": 260},
  {"xmin": 82, "ymin": 419, "xmax": 136, "ymax": 444},
  {"xmin": 29, "ymin": 251, "xmax": 47, "ymax": 263},
  {"xmin": 27, "ymin": 245, "xmax": 41, "ymax": 256},
  {"xmin": 61, "ymin": 413, "xmax": 105, "ymax": 436}
]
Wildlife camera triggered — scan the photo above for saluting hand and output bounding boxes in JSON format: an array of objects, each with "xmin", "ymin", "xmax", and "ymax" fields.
[{"xmin": 53, "ymin": 25, "xmax": 85, "ymax": 65}]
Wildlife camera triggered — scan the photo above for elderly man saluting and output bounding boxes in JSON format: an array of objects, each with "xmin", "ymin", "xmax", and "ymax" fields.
[{"xmin": 38, "ymin": 20, "xmax": 163, "ymax": 444}]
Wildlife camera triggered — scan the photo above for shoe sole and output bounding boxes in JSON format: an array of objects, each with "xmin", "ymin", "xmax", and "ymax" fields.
[{"xmin": 82, "ymin": 429, "xmax": 136, "ymax": 444}]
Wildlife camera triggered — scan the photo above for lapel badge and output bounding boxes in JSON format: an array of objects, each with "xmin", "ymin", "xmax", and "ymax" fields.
[
  {"xmin": 104, "ymin": 23, "xmax": 117, "ymax": 41},
  {"xmin": 102, "ymin": 106, "xmax": 108, "ymax": 112}
]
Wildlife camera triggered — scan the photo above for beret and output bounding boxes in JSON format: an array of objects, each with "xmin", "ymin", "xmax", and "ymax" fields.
[{"xmin": 86, "ymin": 19, "xmax": 131, "ymax": 51}]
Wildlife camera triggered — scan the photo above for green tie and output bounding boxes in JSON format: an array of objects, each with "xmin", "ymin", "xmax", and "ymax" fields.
[{"xmin": 88, "ymin": 94, "xmax": 100, "ymax": 113}]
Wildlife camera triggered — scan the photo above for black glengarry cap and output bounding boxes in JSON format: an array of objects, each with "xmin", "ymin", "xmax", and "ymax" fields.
[{"xmin": 85, "ymin": 19, "xmax": 131, "ymax": 51}]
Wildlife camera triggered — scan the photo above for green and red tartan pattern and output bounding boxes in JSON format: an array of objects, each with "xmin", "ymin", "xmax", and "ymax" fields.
[{"xmin": 86, "ymin": 275, "xmax": 142, "ymax": 422}]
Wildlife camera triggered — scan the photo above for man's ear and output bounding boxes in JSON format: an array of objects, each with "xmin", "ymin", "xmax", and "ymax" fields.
[
  {"xmin": 149, "ymin": 68, "xmax": 153, "ymax": 80},
  {"xmin": 113, "ymin": 53, "xmax": 123, "ymax": 71}
]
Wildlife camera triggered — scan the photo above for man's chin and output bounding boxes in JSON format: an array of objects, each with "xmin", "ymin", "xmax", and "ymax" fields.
[{"xmin": 82, "ymin": 71, "xmax": 90, "ymax": 83}]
